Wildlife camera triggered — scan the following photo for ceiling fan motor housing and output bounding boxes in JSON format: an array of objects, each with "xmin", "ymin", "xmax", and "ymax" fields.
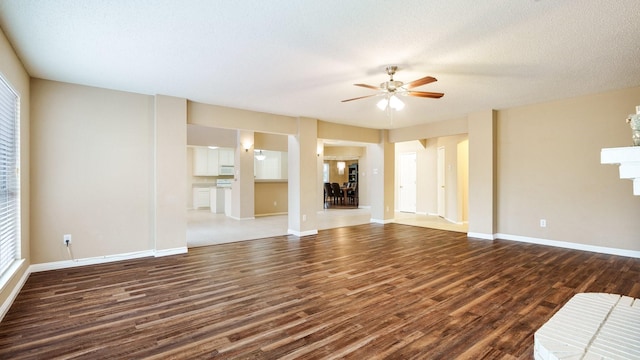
[{"xmin": 381, "ymin": 80, "xmax": 404, "ymax": 92}]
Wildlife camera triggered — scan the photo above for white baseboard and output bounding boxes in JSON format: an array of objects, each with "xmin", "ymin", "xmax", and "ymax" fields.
[
  {"xmin": 29, "ymin": 247, "xmax": 189, "ymax": 273},
  {"xmin": 29, "ymin": 250, "xmax": 158, "ymax": 272},
  {"xmin": 288, "ymin": 229, "xmax": 318, "ymax": 237},
  {"xmin": 496, "ymin": 233, "xmax": 640, "ymax": 259},
  {"xmin": 467, "ymin": 232, "xmax": 496, "ymax": 240},
  {"xmin": 227, "ymin": 215, "xmax": 256, "ymax": 221},
  {"xmin": 370, "ymin": 218, "xmax": 394, "ymax": 224},
  {"xmin": 155, "ymin": 247, "xmax": 188, "ymax": 257}
]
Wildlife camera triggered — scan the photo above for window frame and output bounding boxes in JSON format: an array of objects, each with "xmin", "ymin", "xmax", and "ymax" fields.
[{"xmin": 0, "ymin": 73, "xmax": 21, "ymax": 282}]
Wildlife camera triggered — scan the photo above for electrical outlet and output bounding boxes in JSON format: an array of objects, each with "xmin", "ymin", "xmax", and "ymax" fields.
[
  {"xmin": 540, "ymin": 219, "xmax": 547, "ymax": 228},
  {"xmin": 63, "ymin": 234, "xmax": 72, "ymax": 245},
  {"xmin": 273, "ymin": 201, "xmax": 277, "ymax": 206},
  {"xmin": 302, "ymin": 214, "xmax": 307, "ymax": 222}
]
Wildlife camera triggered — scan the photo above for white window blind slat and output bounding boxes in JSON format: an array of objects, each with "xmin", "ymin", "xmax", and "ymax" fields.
[{"xmin": 0, "ymin": 75, "xmax": 20, "ymax": 278}]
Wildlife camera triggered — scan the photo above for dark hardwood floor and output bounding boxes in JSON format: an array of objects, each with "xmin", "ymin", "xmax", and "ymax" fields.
[{"xmin": 1, "ymin": 223, "xmax": 639, "ymax": 359}]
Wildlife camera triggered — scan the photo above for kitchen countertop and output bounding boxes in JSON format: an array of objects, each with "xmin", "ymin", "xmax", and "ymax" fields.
[
  {"xmin": 192, "ymin": 183, "xmax": 218, "ymax": 188},
  {"xmin": 254, "ymin": 179, "xmax": 288, "ymax": 183}
]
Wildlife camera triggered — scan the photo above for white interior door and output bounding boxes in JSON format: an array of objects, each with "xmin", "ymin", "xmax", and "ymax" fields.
[
  {"xmin": 437, "ymin": 147, "xmax": 445, "ymax": 217},
  {"xmin": 399, "ymin": 152, "xmax": 416, "ymax": 213}
]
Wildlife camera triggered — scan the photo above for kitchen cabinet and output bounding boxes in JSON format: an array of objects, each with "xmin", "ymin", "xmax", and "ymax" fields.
[
  {"xmin": 193, "ymin": 187, "xmax": 210, "ymax": 209},
  {"xmin": 224, "ymin": 188, "xmax": 232, "ymax": 217},
  {"xmin": 193, "ymin": 148, "xmax": 219, "ymax": 176},
  {"xmin": 218, "ymin": 148, "xmax": 235, "ymax": 166},
  {"xmin": 209, "ymin": 187, "xmax": 225, "ymax": 213},
  {"xmin": 193, "ymin": 147, "xmax": 235, "ymax": 176}
]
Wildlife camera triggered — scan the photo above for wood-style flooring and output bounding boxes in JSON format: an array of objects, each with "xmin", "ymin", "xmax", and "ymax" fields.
[{"xmin": 1, "ymin": 223, "xmax": 639, "ymax": 359}]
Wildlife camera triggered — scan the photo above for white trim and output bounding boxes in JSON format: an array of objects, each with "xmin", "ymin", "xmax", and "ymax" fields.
[
  {"xmin": 467, "ymin": 232, "xmax": 495, "ymax": 240},
  {"xmin": 496, "ymin": 233, "xmax": 640, "ymax": 259},
  {"xmin": 443, "ymin": 216, "xmax": 464, "ymax": 225},
  {"xmin": 0, "ymin": 259, "xmax": 28, "ymax": 322},
  {"xmin": 155, "ymin": 247, "xmax": 188, "ymax": 257},
  {"xmin": 29, "ymin": 250, "xmax": 157, "ymax": 272},
  {"xmin": 227, "ymin": 215, "xmax": 256, "ymax": 221},
  {"xmin": 370, "ymin": 218, "xmax": 394, "ymax": 224},
  {"xmin": 255, "ymin": 212, "xmax": 287, "ymax": 217},
  {"xmin": 287, "ymin": 229, "xmax": 318, "ymax": 237},
  {"xmin": 30, "ymin": 247, "xmax": 189, "ymax": 273}
]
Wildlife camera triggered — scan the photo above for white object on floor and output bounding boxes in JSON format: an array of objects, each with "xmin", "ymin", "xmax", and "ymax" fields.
[{"xmin": 534, "ymin": 292, "xmax": 640, "ymax": 360}]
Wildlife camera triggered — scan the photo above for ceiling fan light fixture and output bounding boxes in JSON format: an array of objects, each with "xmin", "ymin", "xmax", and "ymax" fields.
[
  {"xmin": 389, "ymin": 95, "xmax": 405, "ymax": 110},
  {"xmin": 377, "ymin": 98, "xmax": 389, "ymax": 110}
]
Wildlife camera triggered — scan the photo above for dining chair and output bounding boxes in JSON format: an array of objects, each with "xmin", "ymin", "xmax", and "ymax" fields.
[
  {"xmin": 323, "ymin": 183, "xmax": 333, "ymax": 207},
  {"xmin": 347, "ymin": 183, "xmax": 358, "ymax": 206},
  {"xmin": 331, "ymin": 183, "xmax": 343, "ymax": 205}
]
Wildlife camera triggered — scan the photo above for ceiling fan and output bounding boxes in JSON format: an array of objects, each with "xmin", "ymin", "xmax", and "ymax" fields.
[{"xmin": 341, "ymin": 66, "xmax": 444, "ymax": 110}]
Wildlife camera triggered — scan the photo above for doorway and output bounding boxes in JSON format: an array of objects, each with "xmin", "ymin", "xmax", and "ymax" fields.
[{"xmin": 399, "ymin": 152, "xmax": 417, "ymax": 213}]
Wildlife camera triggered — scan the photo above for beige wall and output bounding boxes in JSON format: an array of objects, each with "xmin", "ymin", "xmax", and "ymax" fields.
[
  {"xmin": 323, "ymin": 146, "xmax": 365, "ymax": 158},
  {"xmin": 496, "ymin": 87, "xmax": 640, "ymax": 251},
  {"xmin": 468, "ymin": 110, "xmax": 497, "ymax": 237},
  {"xmin": 318, "ymin": 120, "xmax": 380, "ymax": 143},
  {"xmin": 188, "ymin": 101, "xmax": 297, "ymax": 135},
  {"xmin": 30, "ymin": 79, "xmax": 155, "ymax": 262},
  {"xmin": 255, "ymin": 132, "xmax": 288, "ymax": 152},
  {"xmin": 389, "ymin": 117, "xmax": 468, "ymax": 142},
  {"xmin": 232, "ymin": 130, "xmax": 255, "ymax": 220},
  {"xmin": 0, "ymin": 26, "xmax": 30, "ymax": 315},
  {"xmin": 154, "ymin": 95, "xmax": 187, "ymax": 253},
  {"xmin": 187, "ymin": 124, "xmax": 236, "ymax": 148},
  {"xmin": 254, "ymin": 182, "xmax": 288, "ymax": 215}
]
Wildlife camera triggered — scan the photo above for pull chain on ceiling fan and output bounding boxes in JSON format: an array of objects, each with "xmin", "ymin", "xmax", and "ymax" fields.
[{"xmin": 341, "ymin": 66, "xmax": 444, "ymax": 111}]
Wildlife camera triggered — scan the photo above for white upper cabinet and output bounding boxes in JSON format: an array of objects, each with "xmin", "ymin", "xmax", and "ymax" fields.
[
  {"xmin": 193, "ymin": 147, "xmax": 235, "ymax": 176},
  {"xmin": 218, "ymin": 148, "xmax": 235, "ymax": 166}
]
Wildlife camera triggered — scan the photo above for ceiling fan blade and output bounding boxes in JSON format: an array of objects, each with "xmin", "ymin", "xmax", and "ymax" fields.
[
  {"xmin": 341, "ymin": 94, "xmax": 379, "ymax": 102},
  {"xmin": 407, "ymin": 91, "xmax": 444, "ymax": 98},
  {"xmin": 404, "ymin": 76, "xmax": 437, "ymax": 89},
  {"xmin": 354, "ymin": 83, "xmax": 382, "ymax": 91}
]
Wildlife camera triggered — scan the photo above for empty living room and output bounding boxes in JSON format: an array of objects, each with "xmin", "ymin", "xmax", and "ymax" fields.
[{"xmin": 0, "ymin": 1, "xmax": 639, "ymax": 359}]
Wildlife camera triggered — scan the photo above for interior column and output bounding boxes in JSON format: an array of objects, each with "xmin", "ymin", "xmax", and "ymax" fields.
[
  {"xmin": 153, "ymin": 95, "xmax": 188, "ymax": 255},
  {"xmin": 467, "ymin": 109, "xmax": 497, "ymax": 239},
  {"xmin": 288, "ymin": 117, "xmax": 318, "ymax": 236},
  {"xmin": 231, "ymin": 130, "xmax": 255, "ymax": 220},
  {"xmin": 369, "ymin": 129, "xmax": 395, "ymax": 223}
]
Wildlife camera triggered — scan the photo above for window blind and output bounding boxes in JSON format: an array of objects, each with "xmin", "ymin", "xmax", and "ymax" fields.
[{"xmin": 0, "ymin": 75, "xmax": 19, "ymax": 277}]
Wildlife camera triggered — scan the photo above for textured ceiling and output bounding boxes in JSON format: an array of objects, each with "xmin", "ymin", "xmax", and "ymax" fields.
[{"xmin": 1, "ymin": 0, "xmax": 639, "ymax": 129}]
